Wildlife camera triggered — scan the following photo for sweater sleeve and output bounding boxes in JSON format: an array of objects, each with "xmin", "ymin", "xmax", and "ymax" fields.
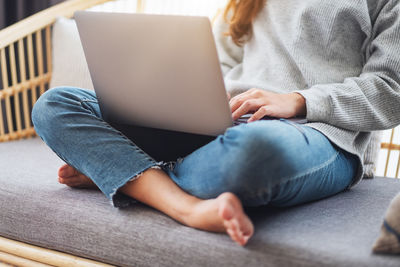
[
  {"xmin": 212, "ymin": 13, "xmax": 244, "ymax": 77},
  {"xmin": 296, "ymin": 0, "xmax": 400, "ymax": 132}
]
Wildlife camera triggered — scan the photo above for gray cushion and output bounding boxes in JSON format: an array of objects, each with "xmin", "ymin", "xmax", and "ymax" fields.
[{"xmin": 0, "ymin": 138, "xmax": 399, "ymax": 267}]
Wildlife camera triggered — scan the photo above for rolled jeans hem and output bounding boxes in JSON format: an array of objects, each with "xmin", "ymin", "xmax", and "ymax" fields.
[{"xmin": 109, "ymin": 163, "xmax": 164, "ymax": 208}]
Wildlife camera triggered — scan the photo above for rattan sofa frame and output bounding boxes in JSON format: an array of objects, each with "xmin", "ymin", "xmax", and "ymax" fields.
[{"xmin": 0, "ymin": 0, "xmax": 398, "ymax": 266}]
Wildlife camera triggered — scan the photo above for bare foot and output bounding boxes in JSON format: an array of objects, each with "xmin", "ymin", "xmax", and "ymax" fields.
[
  {"xmin": 186, "ymin": 192, "xmax": 254, "ymax": 246},
  {"xmin": 58, "ymin": 165, "xmax": 253, "ymax": 245},
  {"xmin": 58, "ymin": 164, "xmax": 98, "ymax": 189},
  {"xmin": 219, "ymin": 193, "xmax": 254, "ymax": 246}
]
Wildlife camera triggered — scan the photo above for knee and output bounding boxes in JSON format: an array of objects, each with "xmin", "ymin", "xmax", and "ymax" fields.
[
  {"xmin": 32, "ymin": 88, "xmax": 57, "ymax": 133},
  {"xmin": 216, "ymin": 122, "xmax": 298, "ymax": 193},
  {"xmin": 32, "ymin": 87, "xmax": 81, "ymax": 135},
  {"xmin": 225, "ymin": 121, "xmax": 290, "ymax": 165}
]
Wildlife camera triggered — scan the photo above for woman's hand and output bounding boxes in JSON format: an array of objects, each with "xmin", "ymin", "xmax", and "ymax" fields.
[{"xmin": 229, "ymin": 88, "xmax": 307, "ymax": 122}]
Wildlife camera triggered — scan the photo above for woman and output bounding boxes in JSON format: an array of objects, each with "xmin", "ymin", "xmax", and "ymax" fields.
[{"xmin": 32, "ymin": 0, "xmax": 400, "ymax": 246}]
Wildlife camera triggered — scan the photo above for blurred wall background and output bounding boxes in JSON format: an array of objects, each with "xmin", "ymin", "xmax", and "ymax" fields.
[{"xmin": 0, "ymin": 0, "xmax": 65, "ymax": 30}]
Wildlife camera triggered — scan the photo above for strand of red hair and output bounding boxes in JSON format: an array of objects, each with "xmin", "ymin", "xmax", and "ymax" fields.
[{"xmin": 224, "ymin": 0, "xmax": 266, "ymax": 46}]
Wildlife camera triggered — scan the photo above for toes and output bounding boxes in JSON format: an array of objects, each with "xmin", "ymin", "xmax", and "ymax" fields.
[
  {"xmin": 230, "ymin": 219, "xmax": 247, "ymax": 245},
  {"xmin": 243, "ymin": 222, "xmax": 254, "ymax": 238},
  {"xmin": 58, "ymin": 177, "xmax": 66, "ymax": 184},
  {"xmin": 218, "ymin": 192, "xmax": 254, "ymax": 246},
  {"xmin": 58, "ymin": 164, "xmax": 77, "ymax": 178},
  {"xmin": 221, "ymin": 207, "xmax": 246, "ymax": 245},
  {"xmin": 58, "ymin": 165, "xmax": 67, "ymax": 177},
  {"xmin": 58, "ymin": 176, "xmax": 85, "ymax": 187},
  {"xmin": 235, "ymin": 218, "xmax": 254, "ymax": 246},
  {"xmin": 227, "ymin": 228, "xmax": 241, "ymax": 244},
  {"xmin": 58, "ymin": 176, "xmax": 79, "ymax": 186},
  {"xmin": 57, "ymin": 164, "xmax": 98, "ymax": 189},
  {"xmin": 238, "ymin": 214, "xmax": 255, "ymax": 238},
  {"xmin": 58, "ymin": 173, "xmax": 97, "ymax": 189}
]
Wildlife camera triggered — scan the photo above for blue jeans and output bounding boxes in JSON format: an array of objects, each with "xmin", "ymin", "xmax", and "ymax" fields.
[{"xmin": 32, "ymin": 87, "xmax": 359, "ymax": 208}]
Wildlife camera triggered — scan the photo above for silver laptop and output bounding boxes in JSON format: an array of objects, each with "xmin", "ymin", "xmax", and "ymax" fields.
[
  {"xmin": 75, "ymin": 11, "xmax": 233, "ymax": 137},
  {"xmin": 74, "ymin": 11, "xmax": 306, "ymax": 161}
]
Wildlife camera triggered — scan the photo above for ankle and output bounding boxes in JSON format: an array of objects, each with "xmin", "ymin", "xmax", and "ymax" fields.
[{"xmin": 177, "ymin": 198, "xmax": 203, "ymax": 226}]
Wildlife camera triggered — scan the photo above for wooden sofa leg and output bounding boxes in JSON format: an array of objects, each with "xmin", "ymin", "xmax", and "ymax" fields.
[{"xmin": 0, "ymin": 236, "xmax": 114, "ymax": 267}]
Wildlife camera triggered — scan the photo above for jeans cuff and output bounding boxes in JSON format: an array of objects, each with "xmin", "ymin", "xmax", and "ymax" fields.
[{"xmin": 109, "ymin": 161, "xmax": 176, "ymax": 208}]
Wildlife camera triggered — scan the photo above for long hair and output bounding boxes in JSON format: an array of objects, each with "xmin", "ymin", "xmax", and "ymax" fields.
[{"xmin": 224, "ymin": 0, "xmax": 266, "ymax": 46}]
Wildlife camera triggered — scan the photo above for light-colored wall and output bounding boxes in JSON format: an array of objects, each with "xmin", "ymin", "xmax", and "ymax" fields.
[
  {"xmin": 143, "ymin": 0, "xmax": 227, "ymax": 17},
  {"xmin": 88, "ymin": 0, "xmax": 227, "ymax": 18}
]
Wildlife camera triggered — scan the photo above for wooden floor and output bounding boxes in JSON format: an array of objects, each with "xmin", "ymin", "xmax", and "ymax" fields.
[{"xmin": 0, "ymin": 237, "xmax": 114, "ymax": 267}]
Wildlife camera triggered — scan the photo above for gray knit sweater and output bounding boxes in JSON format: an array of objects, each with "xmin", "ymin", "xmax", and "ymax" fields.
[{"xmin": 213, "ymin": 0, "xmax": 400, "ymax": 186}]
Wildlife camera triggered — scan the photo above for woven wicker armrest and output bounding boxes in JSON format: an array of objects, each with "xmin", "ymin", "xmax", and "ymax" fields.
[
  {"xmin": 382, "ymin": 128, "xmax": 400, "ymax": 178},
  {"xmin": 0, "ymin": 0, "xmax": 113, "ymax": 142}
]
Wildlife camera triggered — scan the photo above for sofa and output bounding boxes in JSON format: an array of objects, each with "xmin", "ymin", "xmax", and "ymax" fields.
[
  {"xmin": 1, "ymin": 137, "xmax": 400, "ymax": 266},
  {"xmin": 1, "ymin": 0, "xmax": 400, "ymax": 266}
]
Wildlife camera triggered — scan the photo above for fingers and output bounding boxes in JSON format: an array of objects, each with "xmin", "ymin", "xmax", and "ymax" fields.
[
  {"xmin": 248, "ymin": 106, "xmax": 270, "ymax": 122},
  {"xmin": 230, "ymin": 95, "xmax": 248, "ymax": 113},
  {"xmin": 232, "ymin": 99, "xmax": 263, "ymax": 120},
  {"xmin": 230, "ymin": 89, "xmax": 278, "ymax": 121},
  {"xmin": 229, "ymin": 89, "xmax": 254, "ymax": 112},
  {"xmin": 230, "ymin": 89, "xmax": 302, "ymax": 122},
  {"xmin": 229, "ymin": 88, "xmax": 264, "ymax": 113}
]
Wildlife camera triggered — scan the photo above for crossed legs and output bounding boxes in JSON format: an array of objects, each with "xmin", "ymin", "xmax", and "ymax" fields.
[{"xmin": 32, "ymin": 87, "xmax": 358, "ymax": 247}]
